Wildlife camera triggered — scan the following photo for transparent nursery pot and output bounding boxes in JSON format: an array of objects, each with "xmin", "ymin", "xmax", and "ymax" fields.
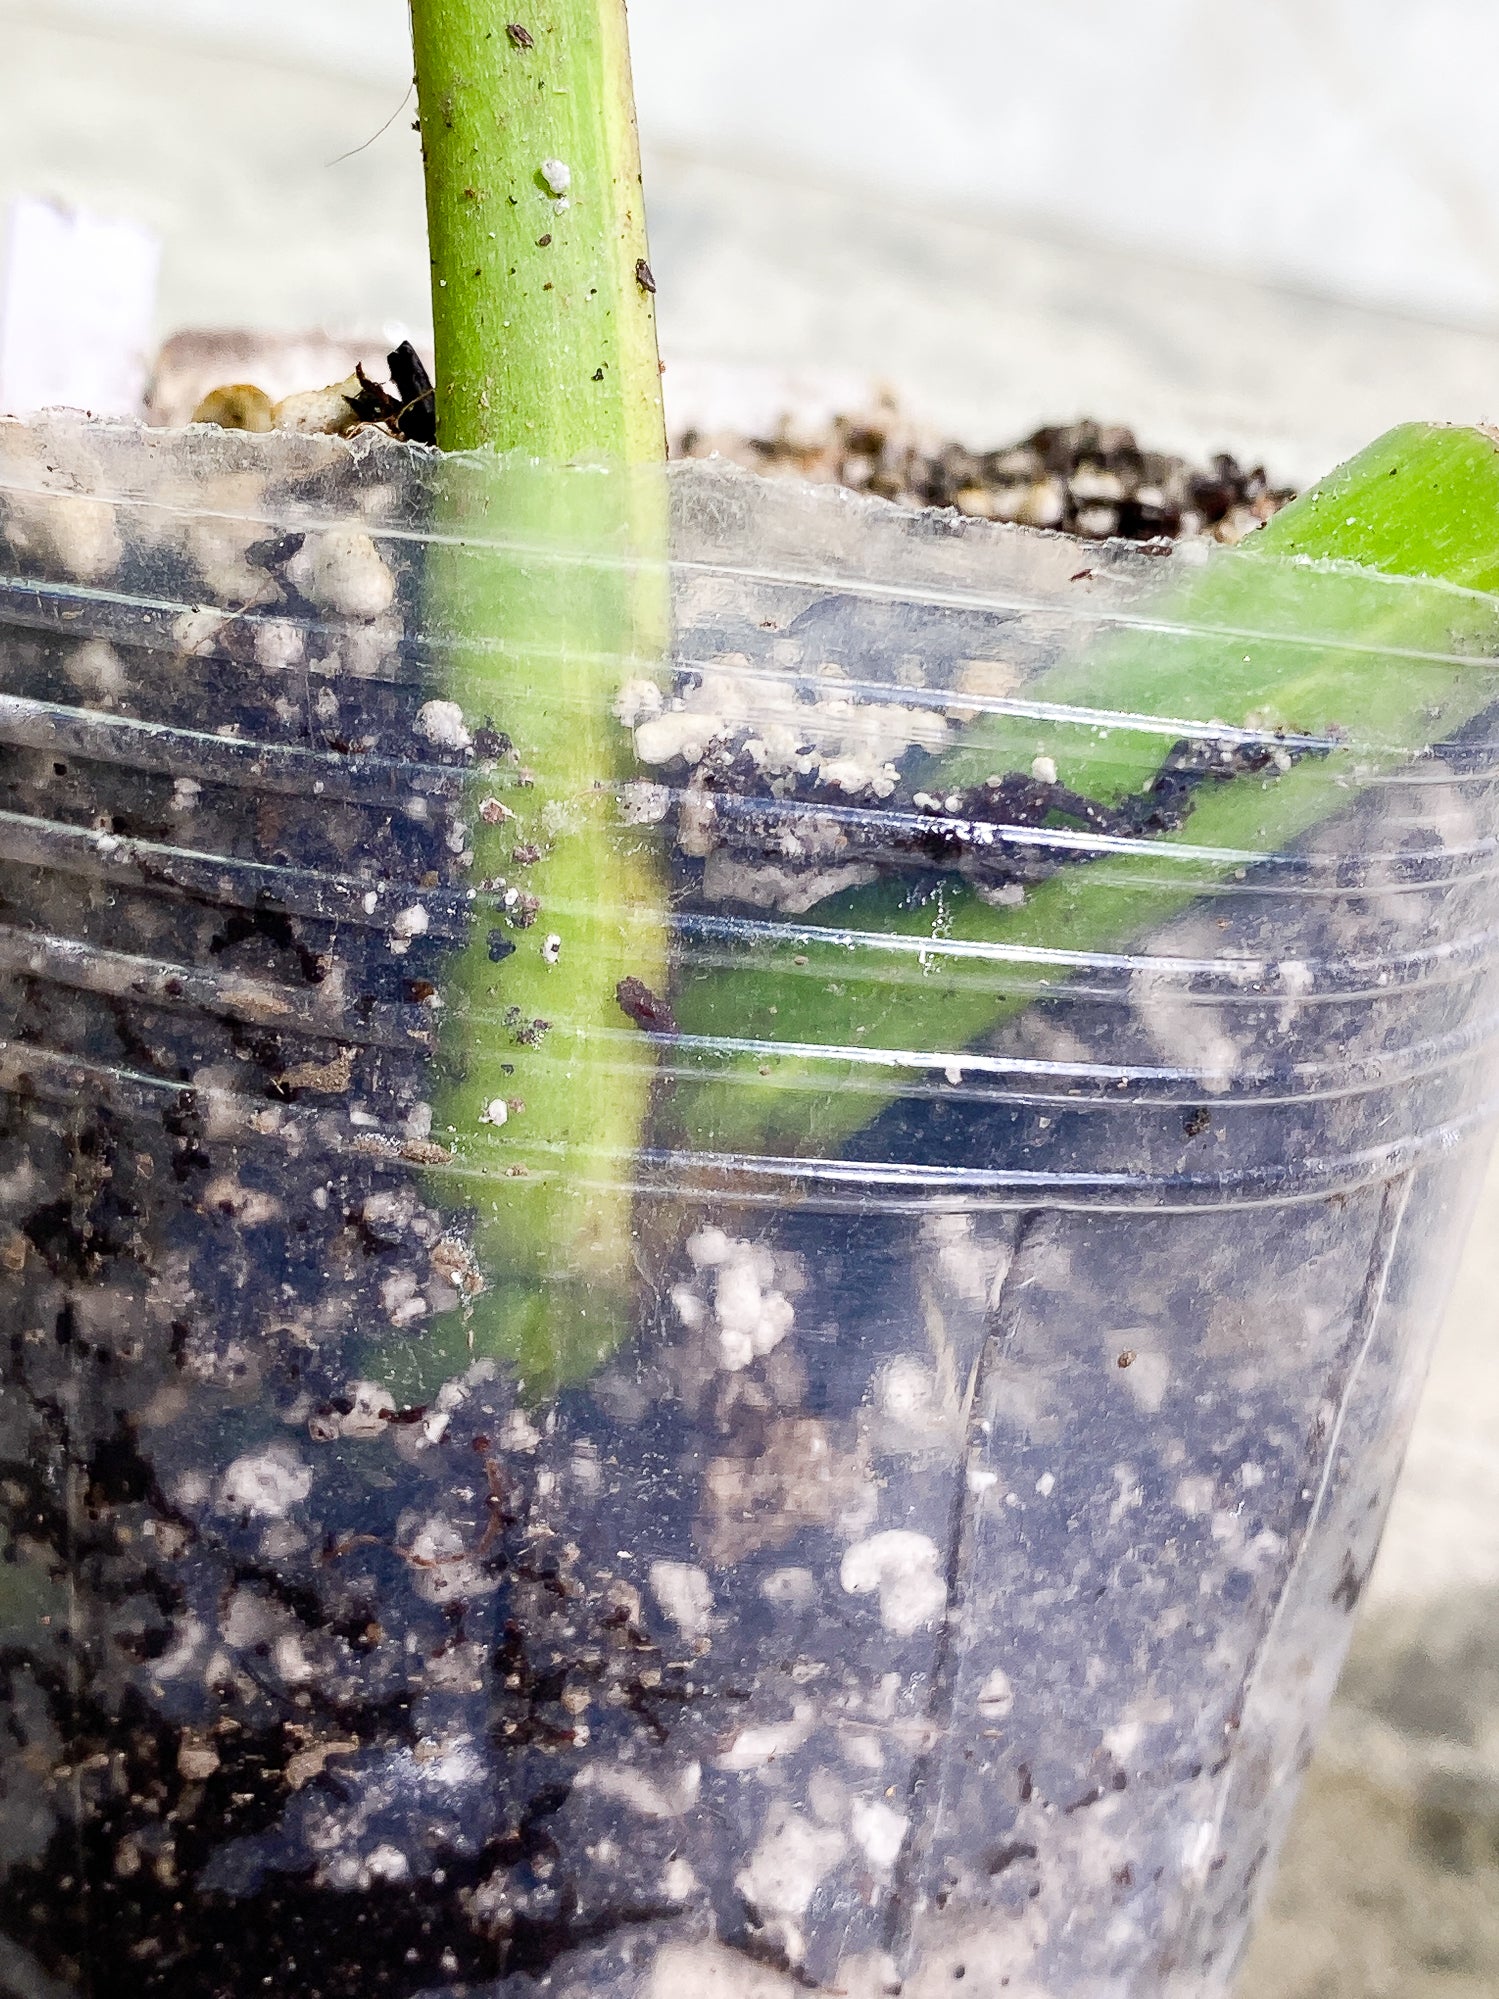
[{"xmin": 1, "ymin": 416, "xmax": 1497, "ymax": 1999}]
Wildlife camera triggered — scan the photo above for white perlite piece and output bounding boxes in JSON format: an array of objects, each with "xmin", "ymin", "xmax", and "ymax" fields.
[
  {"xmin": 415, "ymin": 699, "xmax": 473, "ymax": 751},
  {"xmin": 380, "ymin": 1270, "xmax": 428, "ymax": 1327},
  {"xmin": 1133, "ymin": 958, "xmax": 1241, "ymax": 1093},
  {"xmin": 1030, "ymin": 753, "xmax": 1059, "ymax": 784},
  {"xmin": 875, "ymin": 1356, "xmax": 948, "ymax": 1445},
  {"xmin": 218, "ymin": 1443, "xmax": 312, "ymax": 1520},
  {"xmin": 630, "ymin": 658, "xmax": 943, "ymax": 794},
  {"xmin": 649, "ymin": 1559, "xmax": 715, "ymax": 1641},
  {"xmin": 498, "ymin": 1407, "xmax": 541, "ymax": 1453},
  {"xmin": 572, "ymin": 1759, "xmax": 701, "ymax": 1820},
  {"xmin": 699, "ymin": 852, "xmax": 881, "ymax": 917},
  {"xmin": 648, "ymin": 1942, "xmax": 804, "ymax": 1999},
  {"xmin": 1175, "ymin": 1475, "xmax": 1217, "ymax": 1518},
  {"xmin": 2, "ymin": 490, "xmax": 121, "ymax": 584},
  {"xmin": 177, "ymin": 1742, "xmax": 221, "ymax": 1783},
  {"xmin": 66, "ymin": 637, "xmax": 126, "ymax": 698},
  {"xmin": 338, "ymin": 1380, "xmax": 396, "ymax": 1440},
  {"xmin": 1118, "ymin": 1346, "xmax": 1171, "ymax": 1413},
  {"xmin": 840, "ymin": 1530, "xmax": 948, "ymax": 1636},
  {"xmin": 674, "ymin": 1226, "xmax": 796, "ymax": 1371},
  {"xmin": 389, "ymin": 904, "xmax": 429, "ymax": 956},
  {"xmin": 714, "ymin": 1702, "xmax": 816, "ymax": 1773},
  {"xmin": 201, "ymin": 1176, "xmax": 282, "ymax": 1228},
  {"xmin": 660, "ymin": 1856, "xmax": 698, "ymax": 1903},
  {"xmin": 270, "ymin": 378, "xmax": 364, "ymax": 437},
  {"xmin": 365, "ymin": 1844, "xmax": 410, "ymax": 1883},
  {"xmin": 406, "ymin": 1514, "xmax": 501, "ymax": 1605},
  {"xmin": 850, "ymin": 1798, "xmax": 907, "ymax": 1871},
  {"xmin": 977, "ymin": 880, "xmax": 1027, "ymax": 909},
  {"xmin": 714, "ymin": 1253, "xmax": 794, "ymax": 1370},
  {"xmin": 735, "ymin": 1803, "xmax": 846, "ymax": 1919},
  {"xmin": 284, "ymin": 530, "xmax": 396, "ymax": 621}
]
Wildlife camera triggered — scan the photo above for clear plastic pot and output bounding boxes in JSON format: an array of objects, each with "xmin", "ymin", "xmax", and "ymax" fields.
[{"xmin": 0, "ymin": 416, "xmax": 1496, "ymax": 1999}]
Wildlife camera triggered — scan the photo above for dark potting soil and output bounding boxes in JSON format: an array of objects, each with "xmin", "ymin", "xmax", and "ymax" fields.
[
  {"xmin": 0, "ymin": 415, "xmax": 1481, "ymax": 1999},
  {"xmin": 675, "ymin": 409, "xmax": 1295, "ymax": 547}
]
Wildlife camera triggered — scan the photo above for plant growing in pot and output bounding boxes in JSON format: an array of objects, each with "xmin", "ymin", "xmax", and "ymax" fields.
[{"xmin": 3, "ymin": 7, "xmax": 1499, "ymax": 1998}]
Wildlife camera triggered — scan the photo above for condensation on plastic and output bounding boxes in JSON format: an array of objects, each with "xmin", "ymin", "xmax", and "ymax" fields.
[
  {"xmin": 0, "ymin": 415, "xmax": 1497, "ymax": 1999},
  {"xmin": 1, "ymin": 419, "xmax": 1497, "ymax": 1216}
]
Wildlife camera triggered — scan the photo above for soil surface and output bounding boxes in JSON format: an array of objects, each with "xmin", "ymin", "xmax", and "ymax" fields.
[{"xmin": 676, "ymin": 406, "xmax": 1295, "ymax": 546}]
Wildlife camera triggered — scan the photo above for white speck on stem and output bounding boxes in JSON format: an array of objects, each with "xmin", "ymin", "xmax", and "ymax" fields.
[
  {"xmin": 541, "ymin": 158, "xmax": 572, "ymax": 196},
  {"xmin": 1031, "ymin": 754, "xmax": 1058, "ymax": 785},
  {"xmin": 542, "ymin": 933, "xmax": 562, "ymax": 965},
  {"xmin": 480, "ymin": 1099, "xmax": 508, "ymax": 1127}
]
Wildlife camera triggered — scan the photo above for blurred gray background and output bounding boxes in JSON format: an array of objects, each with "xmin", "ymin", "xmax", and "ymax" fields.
[{"xmin": 2, "ymin": 4, "xmax": 1498, "ymax": 1992}]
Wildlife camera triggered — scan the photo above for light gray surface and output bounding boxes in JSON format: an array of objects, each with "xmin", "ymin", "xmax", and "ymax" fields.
[
  {"xmin": 0, "ymin": 8, "xmax": 432, "ymax": 347},
  {"xmin": 1364, "ymin": 1142, "xmax": 1499, "ymax": 1615},
  {"xmin": 32, "ymin": 0, "xmax": 1499, "ymax": 328},
  {"xmin": 645, "ymin": 151, "xmax": 1499, "ymax": 486},
  {"xmin": 32, "ymin": 0, "xmax": 413, "ymax": 88},
  {"xmin": 12, "ymin": 11, "xmax": 1499, "ymax": 482}
]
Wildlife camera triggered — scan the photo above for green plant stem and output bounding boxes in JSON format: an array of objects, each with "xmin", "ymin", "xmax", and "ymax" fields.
[
  {"xmin": 670, "ymin": 423, "xmax": 1499, "ymax": 1156},
  {"xmin": 410, "ymin": 0, "xmax": 664, "ymax": 461},
  {"xmin": 406, "ymin": 2, "xmax": 670, "ymax": 1393}
]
